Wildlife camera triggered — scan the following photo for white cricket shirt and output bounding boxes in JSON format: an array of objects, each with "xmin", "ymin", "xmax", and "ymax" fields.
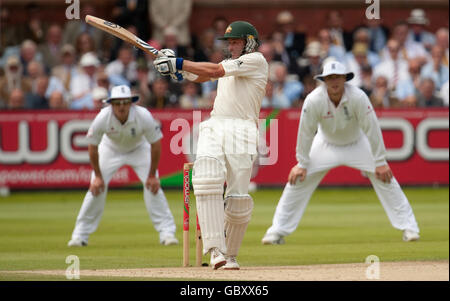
[
  {"xmin": 86, "ymin": 105, "xmax": 162, "ymax": 153},
  {"xmin": 210, "ymin": 52, "xmax": 268, "ymax": 122},
  {"xmin": 296, "ymin": 83, "xmax": 388, "ymax": 169}
]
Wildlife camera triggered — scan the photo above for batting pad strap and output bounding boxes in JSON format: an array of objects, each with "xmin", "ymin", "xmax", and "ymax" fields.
[
  {"xmin": 192, "ymin": 177, "xmax": 224, "ymax": 195},
  {"xmin": 224, "ymin": 195, "xmax": 254, "ymax": 224},
  {"xmin": 192, "ymin": 157, "xmax": 226, "ymax": 196}
]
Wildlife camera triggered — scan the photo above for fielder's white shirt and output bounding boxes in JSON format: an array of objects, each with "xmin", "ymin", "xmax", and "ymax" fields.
[
  {"xmin": 296, "ymin": 83, "xmax": 388, "ymax": 169},
  {"xmin": 86, "ymin": 105, "xmax": 162, "ymax": 153},
  {"xmin": 210, "ymin": 52, "xmax": 268, "ymax": 122}
]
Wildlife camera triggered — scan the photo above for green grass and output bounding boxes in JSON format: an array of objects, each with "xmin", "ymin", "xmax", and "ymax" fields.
[{"xmin": 0, "ymin": 187, "xmax": 448, "ymax": 280}]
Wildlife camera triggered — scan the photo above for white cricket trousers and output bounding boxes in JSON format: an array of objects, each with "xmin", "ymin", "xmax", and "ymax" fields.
[
  {"xmin": 71, "ymin": 142, "xmax": 176, "ymax": 243},
  {"xmin": 266, "ymin": 134, "xmax": 420, "ymax": 237}
]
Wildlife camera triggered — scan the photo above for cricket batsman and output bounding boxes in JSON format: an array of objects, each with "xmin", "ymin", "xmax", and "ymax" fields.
[
  {"xmin": 154, "ymin": 21, "xmax": 269, "ymax": 269},
  {"xmin": 68, "ymin": 85, "xmax": 178, "ymax": 247}
]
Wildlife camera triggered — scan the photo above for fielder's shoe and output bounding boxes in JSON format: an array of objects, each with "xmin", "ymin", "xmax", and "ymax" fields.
[
  {"xmin": 209, "ymin": 248, "xmax": 226, "ymax": 270},
  {"xmin": 67, "ymin": 237, "xmax": 88, "ymax": 247},
  {"xmin": 261, "ymin": 232, "xmax": 285, "ymax": 245},
  {"xmin": 222, "ymin": 256, "xmax": 240, "ymax": 270},
  {"xmin": 403, "ymin": 230, "xmax": 420, "ymax": 242},
  {"xmin": 160, "ymin": 235, "xmax": 179, "ymax": 246}
]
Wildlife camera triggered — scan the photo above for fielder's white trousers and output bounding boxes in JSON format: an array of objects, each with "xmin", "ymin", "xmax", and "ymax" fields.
[
  {"xmin": 266, "ymin": 133, "xmax": 420, "ymax": 237},
  {"xmin": 71, "ymin": 142, "xmax": 176, "ymax": 243}
]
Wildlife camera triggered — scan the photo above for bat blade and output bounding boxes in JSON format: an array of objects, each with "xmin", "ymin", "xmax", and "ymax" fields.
[{"xmin": 85, "ymin": 15, "xmax": 160, "ymax": 58}]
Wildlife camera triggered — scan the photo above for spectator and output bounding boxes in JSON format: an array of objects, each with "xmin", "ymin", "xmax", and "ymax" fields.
[
  {"xmin": 51, "ymin": 44, "xmax": 79, "ymax": 92},
  {"xmin": 275, "ymin": 10, "xmax": 306, "ymax": 61},
  {"xmin": 297, "ymin": 41, "xmax": 324, "ymax": 82},
  {"xmin": 69, "ymin": 52, "xmax": 101, "ymax": 110},
  {"xmin": 347, "ymin": 27, "xmax": 380, "ymax": 68},
  {"xmin": 317, "ymin": 28, "xmax": 346, "ymax": 62},
  {"xmin": 374, "ymin": 39, "xmax": 410, "ymax": 91},
  {"xmin": 326, "ymin": 10, "xmax": 353, "ymax": 51},
  {"xmin": 407, "ymin": 9, "xmax": 436, "ymax": 51},
  {"xmin": 194, "ymin": 28, "xmax": 218, "ymax": 62},
  {"xmin": 370, "ymin": 75, "xmax": 400, "ymax": 108},
  {"xmin": 395, "ymin": 58, "xmax": 423, "ymax": 101},
  {"xmin": 383, "ymin": 20, "xmax": 428, "ymax": 65},
  {"xmin": 25, "ymin": 75, "xmax": 50, "ymax": 109},
  {"xmin": 48, "ymin": 90, "xmax": 68, "ymax": 110},
  {"xmin": 272, "ymin": 63, "xmax": 303, "ymax": 107},
  {"xmin": 420, "ymin": 45, "xmax": 449, "ymax": 90},
  {"xmin": 112, "ymin": 0, "xmax": 150, "ymax": 41},
  {"xmin": 346, "ymin": 42, "xmax": 371, "ymax": 87},
  {"xmin": 0, "ymin": 56, "xmax": 32, "ymax": 107},
  {"xmin": 19, "ymin": 3, "xmax": 48, "ymax": 45},
  {"xmin": 161, "ymin": 27, "xmax": 190, "ymax": 59},
  {"xmin": 258, "ymin": 41, "xmax": 284, "ymax": 82},
  {"xmin": 299, "ymin": 74, "xmax": 318, "ymax": 105},
  {"xmin": 363, "ymin": 18, "xmax": 389, "ymax": 54},
  {"xmin": 20, "ymin": 40, "xmax": 43, "ymax": 76},
  {"xmin": 7, "ymin": 88, "xmax": 26, "ymax": 110},
  {"xmin": 435, "ymin": 28, "xmax": 449, "ymax": 67},
  {"xmin": 27, "ymin": 60, "xmax": 65, "ymax": 100},
  {"xmin": 38, "ymin": 24, "xmax": 63, "ymax": 71},
  {"xmin": 179, "ymin": 81, "xmax": 211, "ymax": 109},
  {"xmin": 105, "ymin": 46, "xmax": 138, "ymax": 86},
  {"xmin": 149, "ymin": 0, "xmax": 192, "ymax": 47},
  {"xmin": 75, "ymin": 33, "xmax": 96, "ymax": 61},
  {"xmin": 144, "ymin": 76, "xmax": 178, "ymax": 108},
  {"xmin": 211, "ymin": 16, "xmax": 229, "ymax": 50},
  {"xmin": 270, "ymin": 30, "xmax": 299, "ymax": 75},
  {"xmin": 0, "ymin": 7, "xmax": 20, "ymax": 56},
  {"xmin": 261, "ymin": 80, "xmax": 290, "ymax": 109},
  {"xmin": 91, "ymin": 86, "xmax": 108, "ymax": 111},
  {"xmin": 415, "ymin": 78, "xmax": 444, "ymax": 107},
  {"xmin": 360, "ymin": 65, "xmax": 374, "ymax": 97},
  {"xmin": 96, "ymin": 70, "xmax": 112, "ymax": 91}
]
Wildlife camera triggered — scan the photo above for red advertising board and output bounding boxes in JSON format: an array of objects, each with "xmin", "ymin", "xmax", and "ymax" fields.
[{"xmin": 0, "ymin": 108, "xmax": 448, "ymax": 189}]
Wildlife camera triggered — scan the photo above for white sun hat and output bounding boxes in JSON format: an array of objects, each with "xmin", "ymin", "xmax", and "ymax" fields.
[
  {"xmin": 314, "ymin": 60, "xmax": 354, "ymax": 81},
  {"xmin": 105, "ymin": 85, "xmax": 139, "ymax": 103},
  {"xmin": 80, "ymin": 52, "xmax": 100, "ymax": 67}
]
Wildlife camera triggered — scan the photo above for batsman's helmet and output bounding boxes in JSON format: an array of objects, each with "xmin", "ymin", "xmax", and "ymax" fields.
[{"xmin": 218, "ymin": 21, "xmax": 260, "ymax": 53}]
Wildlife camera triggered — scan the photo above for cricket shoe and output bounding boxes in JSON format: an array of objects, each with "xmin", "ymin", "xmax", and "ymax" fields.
[
  {"xmin": 222, "ymin": 256, "xmax": 240, "ymax": 270},
  {"xmin": 209, "ymin": 248, "xmax": 227, "ymax": 270},
  {"xmin": 67, "ymin": 237, "xmax": 88, "ymax": 247},
  {"xmin": 261, "ymin": 232, "xmax": 285, "ymax": 245},
  {"xmin": 160, "ymin": 235, "xmax": 179, "ymax": 246},
  {"xmin": 402, "ymin": 230, "xmax": 420, "ymax": 242}
]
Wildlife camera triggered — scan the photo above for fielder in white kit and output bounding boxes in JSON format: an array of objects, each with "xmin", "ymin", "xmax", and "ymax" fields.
[
  {"xmin": 68, "ymin": 85, "xmax": 178, "ymax": 247},
  {"xmin": 154, "ymin": 21, "xmax": 268, "ymax": 269},
  {"xmin": 262, "ymin": 61, "xmax": 420, "ymax": 245}
]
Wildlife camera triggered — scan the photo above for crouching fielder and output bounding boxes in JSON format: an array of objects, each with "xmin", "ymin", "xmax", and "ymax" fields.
[
  {"xmin": 68, "ymin": 85, "xmax": 178, "ymax": 247},
  {"xmin": 262, "ymin": 61, "xmax": 420, "ymax": 245},
  {"xmin": 154, "ymin": 21, "xmax": 268, "ymax": 269}
]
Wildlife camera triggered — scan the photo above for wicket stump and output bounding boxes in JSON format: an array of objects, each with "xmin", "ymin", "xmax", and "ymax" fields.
[{"xmin": 183, "ymin": 162, "xmax": 203, "ymax": 267}]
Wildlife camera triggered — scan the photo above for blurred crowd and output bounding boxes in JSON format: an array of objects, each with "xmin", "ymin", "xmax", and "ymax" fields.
[{"xmin": 0, "ymin": 1, "xmax": 448, "ymax": 111}]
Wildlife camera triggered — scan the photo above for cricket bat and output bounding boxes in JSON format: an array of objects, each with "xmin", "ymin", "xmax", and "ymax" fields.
[{"xmin": 85, "ymin": 15, "xmax": 162, "ymax": 59}]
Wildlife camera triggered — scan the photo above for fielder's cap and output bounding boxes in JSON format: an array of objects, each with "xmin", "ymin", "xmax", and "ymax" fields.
[
  {"xmin": 105, "ymin": 85, "xmax": 139, "ymax": 103},
  {"xmin": 80, "ymin": 52, "xmax": 100, "ymax": 67},
  {"xmin": 314, "ymin": 60, "xmax": 354, "ymax": 81},
  {"xmin": 407, "ymin": 9, "xmax": 429, "ymax": 25}
]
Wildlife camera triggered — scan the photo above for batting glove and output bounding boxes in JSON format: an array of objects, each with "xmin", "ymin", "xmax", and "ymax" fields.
[{"xmin": 154, "ymin": 57, "xmax": 184, "ymax": 75}]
